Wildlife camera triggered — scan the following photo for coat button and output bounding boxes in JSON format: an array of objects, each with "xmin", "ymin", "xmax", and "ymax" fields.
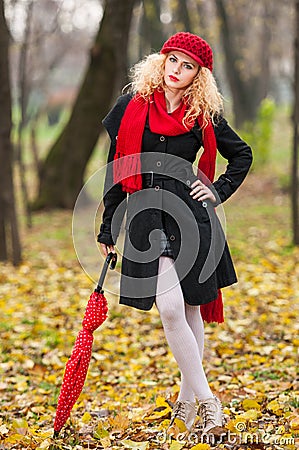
[
  {"xmin": 160, "ymin": 136, "xmax": 165, "ymax": 142},
  {"xmin": 169, "ymin": 235, "xmax": 175, "ymax": 241},
  {"xmin": 186, "ymin": 179, "xmax": 191, "ymax": 186},
  {"xmin": 154, "ymin": 185, "xmax": 160, "ymax": 191},
  {"xmin": 157, "ymin": 161, "xmax": 161, "ymax": 167},
  {"xmin": 202, "ymin": 201, "xmax": 207, "ymax": 208}
]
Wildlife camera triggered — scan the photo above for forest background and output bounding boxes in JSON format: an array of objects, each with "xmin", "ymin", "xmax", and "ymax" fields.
[{"xmin": 0, "ymin": 0, "xmax": 298, "ymax": 449}]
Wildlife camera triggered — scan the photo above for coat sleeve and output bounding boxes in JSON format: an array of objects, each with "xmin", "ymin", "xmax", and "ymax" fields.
[
  {"xmin": 212, "ymin": 117, "xmax": 253, "ymax": 205},
  {"xmin": 97, "ymin": 94, "xmax": 132, "ymax": 245}
]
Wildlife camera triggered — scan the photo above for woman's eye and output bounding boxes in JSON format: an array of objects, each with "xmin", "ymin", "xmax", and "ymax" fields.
[
  {"xmin": 184, "ymin": 64, "xmax": 193, "ymax": 70},
  {"xmin": 169, "ymin": 56, "xmax": 177, "ymax": 63}
]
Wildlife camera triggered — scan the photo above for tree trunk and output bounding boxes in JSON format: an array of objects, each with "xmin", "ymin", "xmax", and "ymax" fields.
[
  {"xmin": 175, "ymin": 0, "xmax": 192, "ymax": 32},
  {"xmin": 292, "ymin": 0, "xmax": 299, "ymax": 245},
  {"xmin": 0, "ymin": 0, "xmax": 22, "ymax": 265},
  {"xmin": 214, "ymin": 0, "xmax": 272, "ymax": 128},
  {"xmin": 34, "ymin": 0, "xmax": 136, "ymax": 210},
  {"xmin": 214, "ymin": 0, "xmax": 253, "ymax": 127},
  {"xmin": 139, "ymin": 0, "xmax": 165, "ymax": 58},
  {"xmin": 15, "ymin": 0, "xmax": 34, "ymax": 227}
]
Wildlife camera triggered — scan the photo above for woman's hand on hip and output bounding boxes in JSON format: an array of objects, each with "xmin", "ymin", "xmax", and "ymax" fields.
[
  {"xmin": 100, "ymin": 243, "xmax": 115, "ymax": 257},
  {"xmin": 189, "ymin": 179, "xmax": 216, "ymax": 204}
]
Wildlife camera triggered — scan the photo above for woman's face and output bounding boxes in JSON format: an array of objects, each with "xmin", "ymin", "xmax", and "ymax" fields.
[{"xmin": 164, "ymin": 50, "xmax": 200, "ymax": 91}]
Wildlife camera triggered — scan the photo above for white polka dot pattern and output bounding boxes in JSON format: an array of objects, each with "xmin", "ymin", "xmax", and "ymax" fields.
[{"xmin": 53, "ymin": 291, "xmax": 108, "ymax": 433}]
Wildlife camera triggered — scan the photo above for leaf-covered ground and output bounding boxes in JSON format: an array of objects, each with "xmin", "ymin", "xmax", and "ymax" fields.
[{"xmin": 0, "ymin": 174, "xmax": 298, "ymax": 450}]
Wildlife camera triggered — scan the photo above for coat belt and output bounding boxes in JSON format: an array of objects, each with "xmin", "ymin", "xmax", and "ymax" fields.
[{"xmin": 142, "ymin": 171, "xmax": 195, "ymax": 188}]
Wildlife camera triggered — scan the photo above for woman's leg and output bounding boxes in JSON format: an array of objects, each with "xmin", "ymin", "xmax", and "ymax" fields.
[
  {"xmin": 155, "ymin": 256, "xmax": 213, "ymax": 401},
  {"xmin": 178, "ymin": 304, "xmax": 205, "ymax": 402}
]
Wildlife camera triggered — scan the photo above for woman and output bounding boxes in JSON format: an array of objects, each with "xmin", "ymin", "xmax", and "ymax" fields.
[{"xmin": 98, "ymin": 32, "xmax": 252, "ymax": 435}]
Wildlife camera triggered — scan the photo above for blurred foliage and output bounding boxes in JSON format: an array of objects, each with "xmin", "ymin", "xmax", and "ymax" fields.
[{"xmin": 240, "ymin": 98, "xmax": 276, "ymax": 170}]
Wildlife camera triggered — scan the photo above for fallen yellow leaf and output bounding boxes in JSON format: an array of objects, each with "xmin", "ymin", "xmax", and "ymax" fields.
[
  {"xmin": 121, "ymin": 439, "xmax": 149, "ymax": 449},
  {"xmin": 242, "ymin": 399, "xmax": 261, "ymax": 411},
  {"xmin": 169, "ymin": 440, "xmax": 185, "ymax": 450},
  {"xmin": 267, "ymin": 399, "xmax": 284, "ymax": 416},
  {"xmin": 290, "ymin": 415, "xmax": 299, "ymax": 431},
  {"xmin": 81, "ymin": 411, "xmax": 92, "ymax": 423},
  {"xmin": 190, "ymin": 444, "xmax": 211, "ymax": 450}
]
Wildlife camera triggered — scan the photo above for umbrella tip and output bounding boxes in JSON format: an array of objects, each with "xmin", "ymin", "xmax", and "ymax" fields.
[{"xmin": 53, "ymin": 430, "xmax": 60, "ymax": 438}]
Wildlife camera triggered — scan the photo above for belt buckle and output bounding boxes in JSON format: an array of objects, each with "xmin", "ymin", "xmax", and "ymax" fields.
[{"xmin": 149, "ymin": 171, "xmax": 154, "ymax": 187}]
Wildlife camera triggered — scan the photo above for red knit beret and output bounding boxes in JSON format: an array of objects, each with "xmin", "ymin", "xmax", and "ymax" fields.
[{"xmin": 161, "ymin": 32, "xmax": 213, "ymax": 72}]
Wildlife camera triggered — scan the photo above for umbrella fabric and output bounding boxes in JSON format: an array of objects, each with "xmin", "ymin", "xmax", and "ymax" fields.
[{"xmin": 53, "ymin": 291, "xmax": 108, "ymax": 435}]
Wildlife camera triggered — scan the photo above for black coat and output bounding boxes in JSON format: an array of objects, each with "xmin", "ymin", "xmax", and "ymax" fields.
[{"xmin": 98, "ymin": 94, "xmax": 253, "ymax": 310}]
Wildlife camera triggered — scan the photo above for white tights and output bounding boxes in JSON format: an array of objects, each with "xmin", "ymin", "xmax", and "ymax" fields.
[{"xmin": 155, "ymin": 256, "xmax": 213, "ymax": 402}]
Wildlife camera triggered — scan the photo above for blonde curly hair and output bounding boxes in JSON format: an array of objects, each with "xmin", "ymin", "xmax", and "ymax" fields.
[{"xmin": 127, "ymin": 53, "xmax": 223, "ymax": 128}]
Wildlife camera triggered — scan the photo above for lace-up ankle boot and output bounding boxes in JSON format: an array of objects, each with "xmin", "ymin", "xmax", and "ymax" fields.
[
  {"xmin": 168, "ymin": 400, "xmax": 197, "ymax": 432},
  {"xmin": 198, "ymin": 395, "xmax": 226, "ymax": 435}
]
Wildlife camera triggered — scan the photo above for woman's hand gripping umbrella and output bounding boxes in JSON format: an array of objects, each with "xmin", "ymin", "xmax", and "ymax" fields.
[{"xmin": 53, "ymin": 252, "xmax": 117, "ymax": 437}]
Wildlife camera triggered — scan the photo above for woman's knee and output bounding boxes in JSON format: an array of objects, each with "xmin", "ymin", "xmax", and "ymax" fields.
[
  {"xmin": 157, "ymin": 299, "xmax": 184, "ymax": 329},
  {"xmin": 185, "ymin": 303, "xmax": 202, "ymax": 322}
]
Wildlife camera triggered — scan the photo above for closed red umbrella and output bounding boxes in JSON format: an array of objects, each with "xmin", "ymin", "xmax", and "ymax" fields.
[{"xmin": 53, "ymin": 252, "xmax": 117, "ymax": 437}]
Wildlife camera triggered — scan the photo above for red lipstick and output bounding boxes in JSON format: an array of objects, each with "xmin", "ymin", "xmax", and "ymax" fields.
[{"xmin": 169, "ymin": 75, "xmax": 179, "ymax": 82}]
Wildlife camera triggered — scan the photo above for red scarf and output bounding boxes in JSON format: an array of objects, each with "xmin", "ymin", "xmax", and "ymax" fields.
[
  {"xmin": 113, "ymin": 90, "xmax": 224, "ymax": 324},
  {"xmin": 113, "ymin": 90, "xmax": 217, "ymax": 191}
]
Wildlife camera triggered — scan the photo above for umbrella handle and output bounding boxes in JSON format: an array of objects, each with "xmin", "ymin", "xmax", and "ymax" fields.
[{"xmin": 95, "ymin": 252, "xmax": 117, "ymax": 293}]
